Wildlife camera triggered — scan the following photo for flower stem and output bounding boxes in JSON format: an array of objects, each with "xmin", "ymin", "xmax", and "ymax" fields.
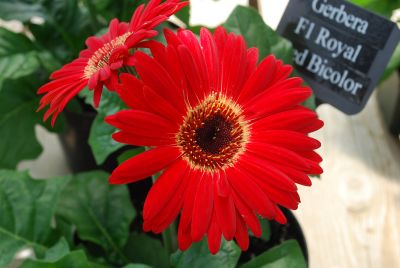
[{"xmin": 162, "ymin": 221, "xmax": 178, "ymax": 254}]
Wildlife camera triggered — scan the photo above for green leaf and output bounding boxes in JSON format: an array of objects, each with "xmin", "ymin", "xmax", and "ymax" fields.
[
  {"xmin": 53, "ymin": 217, "xmax": 75, "ymax": 248},
  {"xmin": 259, "ymin": 218, "xmax": 271, "ymax": 241},
  {"xmin": 123, "ymin": 233, "xmax": 169, "ymax": 268},
  {"xmin": 20, "ymin": 250, "xmax": 92, "ymax": 268},
  {"xmin": 26, "ymin": 0, "xmax": 92, "ymax": 62},
  {"xmin": 0, "ymin": 170, "xmax": 70, "ymax": 267},
  {"xmin": 123, "ymin": 264, "xmax": 152, "ymax": 268},
  {"xmin": 88, "ymin": 89, "xmax": 126, "ymax": 165},
  {"xmin": 0, "ymin": 0, "xmax": 45, "ymax": 22},
  {"xmin": 56, "ymin": 171, "xmax": 135, "ymax": 262},
  {"xmin": 0, "ymin": 72, "xmax": 64, "ymax": 169},
  {"xmin": 0, "ymin": 78, "xmax": 42, "ymax": 168},
  {"xmin": 21, "ymin": 238, "xmax": 108, "ymax": 268},
  {"xmin": 43, "ymin": 238, "xmax": 70, "ymax": 262},
  {"xmin": 171, "ymin": 239, "xmax": 241, "ymax": 268},
  {"xmin": 0, "ymin": 28, "xmax": 41, "ymax": 88},
  {"xmin": 224, "ymin": 6, "xmax": 293, "ymax": 64},
  {"xmin": 302, "ymin": 94, "xmax": 317, "ymax": 111},
  {"xmin": 241, "ymin": 240, "xmax": 307, "ymax": 268}
]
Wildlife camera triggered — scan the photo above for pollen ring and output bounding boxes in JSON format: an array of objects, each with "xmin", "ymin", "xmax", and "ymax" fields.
[{"xmin": 176, "ymin": 93, "xmax": 249, "ymax": 172}]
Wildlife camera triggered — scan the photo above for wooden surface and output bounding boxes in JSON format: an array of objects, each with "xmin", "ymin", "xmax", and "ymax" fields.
[{"xmin": 295, "ymin": 91, "xmax": 400, "ymax": 268}]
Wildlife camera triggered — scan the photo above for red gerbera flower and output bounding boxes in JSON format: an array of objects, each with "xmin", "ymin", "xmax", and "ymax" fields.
[
  {"xmin": 37, "ymin": 0, "xmax": 188, "ymax": 125},
  {"xmin": 106, "ymin": 27, "xmax": 323, "ymax": 253}
]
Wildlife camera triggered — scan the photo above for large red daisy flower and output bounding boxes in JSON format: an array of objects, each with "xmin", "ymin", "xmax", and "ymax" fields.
[
  {"xmin": 106, "ymin": 27, "xmax": 323, "ymax": 253},
  {"xmin": 37, "ymin": 0, "xmax": 187, "ymax": 125}
]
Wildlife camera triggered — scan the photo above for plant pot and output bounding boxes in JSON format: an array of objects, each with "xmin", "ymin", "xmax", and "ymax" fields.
[{"xmin": 59, "ymin": 108, "xmax": 128, "ymax": 173}]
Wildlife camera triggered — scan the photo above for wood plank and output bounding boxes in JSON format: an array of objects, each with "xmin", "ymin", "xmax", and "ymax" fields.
[{"xmin": 295, "ymin": 92, "xmax": 400, "ymax": 268}]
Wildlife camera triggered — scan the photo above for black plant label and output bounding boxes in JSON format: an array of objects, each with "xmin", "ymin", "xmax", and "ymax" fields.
[{"xmin": 277, "ymin": 0, "xmax": 400, "ymax": 114}]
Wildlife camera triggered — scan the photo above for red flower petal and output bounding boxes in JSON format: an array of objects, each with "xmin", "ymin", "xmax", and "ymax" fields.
[
  {"xmin": 214, "ymin": 186, "xmax": 236, "ymax": 240},
  {"xmin": 247, "ymin": 143, "xmax": 311, "ymax": 172},
  {"xmin": 106, "ymin": 110, "xmax": 178, "ymax": 137},
  {"xmin": 268, "ymin": 162, "xmax": 312, "ymax": 186},
  {"xmin": 134, "ymin": 51, "xmax": 186, "ymax": 113},
  {"xmin": 245, "ymin": 87, "xmax": 312, "ymax": 117},
  {"xmin": 178, "ymin": 30, "xmax": 209, "ymax": 98},
  {"xmin": 251, "ymin": 107, "xmax": 318, "ymax": 132},
  {"xmin": 216, "ymin": 171, "xmax": 230, "ymax": 197},
  {"xmin": 239, "ymin": 155, "xmax": 297, "ymax": 192},
  {"xmin": 179, "ymin": 168, "xmax": 202, "ymax": 234},
  {"xmin": 207, "ymin": 210, "xmax": 222, "ymax": 254},
  {"xmin": 252, "ymin": 130, "xmax": 321, "ymax": 151},
  {"xmin": 231, "ymin": 191, "xmax": 262, "ymax": 237},
  {"xmin": 234, "ymin": 212, "xmax": 249, "ymax": 251},
  {"xmin": 191, "ymin": 173, "xmax": 214, "ymax": 242},
  {"xmin": 178, "ymin": 219, "xmax": 192, "ymax": 251},
  {"xmin": 238, "ymin": 55, "xmax": 276, "ymax": 103},
  {"xmin": 274, "ymin": 205, "xmax": 287, "ymax": 224},
  {"xmin": 200, "ymin": 28, "xmax": 220, "ymax": 94},
  {"xmin": 145, "ymin": 170, "xmax": 189, "ymax": 233},
  {"xmin": 112, "ymin": 131, "xmax": 172, "ymax": 147},
  {"xmin": 143, "ymin": 160, "xmax": 187, "ymax": 221},
  {"xmin": 142, "ymin": 86, "xmax": 182, "ymax": 123},
  {"xmin": 227, "ymin": 168, "xmax": 276, "ymax": 219},
  {"xmin": 109, "ymin": 146, "xmax": 181, "ymax": 184}
]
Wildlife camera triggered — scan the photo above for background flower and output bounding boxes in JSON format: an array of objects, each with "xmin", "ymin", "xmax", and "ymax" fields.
[{"xmin": 37, "ymin": 0, "xmax": 188, "ymax": 125}]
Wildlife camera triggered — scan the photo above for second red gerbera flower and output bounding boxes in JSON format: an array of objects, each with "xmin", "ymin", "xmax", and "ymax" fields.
[
  {"xmin": 37, "ymin": 0, "xmax": 187, "ymax": 125},
  {"xmin": 106, "ymin": 27, "xmax": 323, "ymax": 253}
]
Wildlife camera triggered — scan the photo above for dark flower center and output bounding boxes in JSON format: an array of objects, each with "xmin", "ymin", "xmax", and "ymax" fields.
[
  {"xmin": 195, "ymin": 114, "xmax": 233, "ymax": 154},
  {"xmin": 176, "ymin": 93, "xmax": 249, "ymax": 172}
]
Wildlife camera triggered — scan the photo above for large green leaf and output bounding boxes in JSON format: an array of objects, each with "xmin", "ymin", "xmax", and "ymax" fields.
[
  {"xmin": 21, "ymin": 250, "xmax": 91, "ymax": 268},
  {"xmin": 0, "ymin": 73, "xmax": 61, "ymax": 169},
  {"xmin": 0, "ymin": 28, "xmax": 41, "ymax": 88},
  {"xmin": 0, "ymin": 170, "xmax": 70, "ymax": 267},
  {"xmin": 20, "ymin": 239, "xmax": 93, "ymax": 268},
  {"xmin": 241, "ymin": 240, "xmax": 307, "ymax": 268},
  {"xmin": 171, "ymin": 239, "xmax": 241, "ymax": 268},
  {"xmin": 56, "ymin": 171, "xmax": 135, "ymax": 262},
  {"xmin": 123, "ymin": 233, "xmax": 169, "ymax": 268},
  {"xmin": 87, "ymin": 89, "xmax": 126, "ymax": 165},
  {"xmin": 224, "ymin": 6, "xmax": 293, "ymax": 64}
]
